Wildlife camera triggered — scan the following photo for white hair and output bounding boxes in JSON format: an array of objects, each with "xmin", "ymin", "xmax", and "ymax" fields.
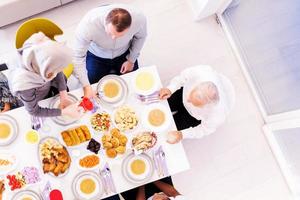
[{"xmin": 194, "ymin": 81, "xmax": 220, "ymax": 105}]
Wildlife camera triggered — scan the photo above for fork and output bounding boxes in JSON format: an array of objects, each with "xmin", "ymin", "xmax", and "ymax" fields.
[{"xmin": 100, "ymin": 168, "xmax": 110, "ymax": 195}]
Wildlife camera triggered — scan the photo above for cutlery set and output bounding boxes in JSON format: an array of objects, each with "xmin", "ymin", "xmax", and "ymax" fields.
[
  {"xmin": 99, "ymin": 163, "xmax": 117, "ymax": 195},
  {"xmin": 153, "ymin": 146, "xmax": 169, "ymax": 178}
]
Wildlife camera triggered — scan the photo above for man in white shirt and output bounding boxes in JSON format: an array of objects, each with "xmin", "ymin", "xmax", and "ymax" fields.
[
  {"xmin": 73, "ymin": 4, "xmax": 147, "ymax": 97},
  {"xmin": 159, "ymin": 65, "xmax": 235, "ymax": 144}
]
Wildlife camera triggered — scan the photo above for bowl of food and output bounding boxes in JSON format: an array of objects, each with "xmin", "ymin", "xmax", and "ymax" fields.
[
  {"xmin": 77, "ymin": 154, "xmax": 100, "ymax": 170},
  {"xmin": 49, "ymin": 93, "xmax": 79, "ymax": 126},
  {"xmin": 12, "ymin": 190, "xmax": 41, "ymax": 200},
  {"xmin": 72, "ymin": 171, "xmax": 103, "ymax": 200},
  {"xmin": 60, "ymin": 125, "xmax": 91, "ymax": 147},
  {"xmin": 132, "ymin": 132, "xmax": 157, "ymax": 154},
  {"xmin": 133, "ymin": 68, "xmax": 159, "ymax": 96},
  {"xmin": 102, "ymin": 128, "xmax": 128, "ymax": 159},
  {"xmin": 0, "ymin": 151, "xmax": 18, "ymax": 175},
  {"xmin": 90, "ymin": 112, "xmax": 111, "ymax": 132},
  {"xmin": 114, "ymin": 106, "xmax": 138, "ymax": 132},
  {"xmin": 122, "ymin": 153, "xmax": 154, "ymax": 184},
  {"xmin": 0, "ymin": 114, "xmax": 19, "ymax": 146},
  {"xmin": 97, "ymin": 75, "xmax": 128, "ymax": 107},
  {"xmin": 38, "ymin": 137, "xmax": 71, "ymax": 177},
  {"xmin": 141, "ymin": 103, "xmax": 171, "ymax": 132}
]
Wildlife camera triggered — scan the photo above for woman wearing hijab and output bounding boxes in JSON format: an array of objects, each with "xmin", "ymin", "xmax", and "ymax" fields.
[
  {"xmin": 8, "ymin": 32, "xmax": 82, "ymax": 118},
  {"xmin": 159, "ymin": 65, "xmax": 235, "ymax": 144}
]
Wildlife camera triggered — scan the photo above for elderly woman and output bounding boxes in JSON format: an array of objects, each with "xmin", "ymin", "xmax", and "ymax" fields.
[
  {"xmin": 8, "ymin": 32, "xmax": 82, "ymax": 118},
  {"xmin": 159, "ymin": 65, "xmax": 235, "ymax": 144}
]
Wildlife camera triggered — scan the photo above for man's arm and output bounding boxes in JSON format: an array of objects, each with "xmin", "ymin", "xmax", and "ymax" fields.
[
  {"xmin": 136, "ymin": 186, "xmax": 146, "ymax": 200},
  {"xmin": 153, "ymin": 180, "xmax": 180, "ymax": 197},
  {"xmin": 72, "ymin": 20, "xmax": 92, "ymax": 87},
  {"xmin": 126, "ymin": 15, "xmax": 147, "ymax": 63}
]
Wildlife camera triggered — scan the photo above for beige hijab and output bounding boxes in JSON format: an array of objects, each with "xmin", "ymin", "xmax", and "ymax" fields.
[{"xmin": 8, "ymin": 32, "xmax": 71, "ymax": 94}]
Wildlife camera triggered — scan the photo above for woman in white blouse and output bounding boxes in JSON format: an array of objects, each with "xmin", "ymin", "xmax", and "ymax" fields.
[{"xmin": 159, "ymin": 65, "xmax": 235, "ymax": 144}]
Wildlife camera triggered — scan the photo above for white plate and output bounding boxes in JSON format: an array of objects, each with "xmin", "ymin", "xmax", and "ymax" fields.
[
  {"xmin": 77, "ymin": 153, "xmax": 100, "ymax": 170},
  {"xmin": 72, "ymin": 171, "xmax": 103, "ymax": 200},
  {"xmin": 0, "ymin": 151, "xmax": 18, "ymax": 175},
  {"xmin": 121, "ymin": 153, "xmax": 154, "ymax": 184},
  {"xmin": 132, "ymin": 68, "xmax": 159, "ymax": 96},
  {"xmin": 12, "ymin": 190, "xmax": 41, "ymax": 200},
  {"xmin": 141, "ymin": 103, "xmax": 172, "ymax": 132},
  {"xmin": 49, "ymin": 93, "xmax": 79, "ymax": 126},
  {"xmin": 59, "ymin": 125, "xmax": 92, "ymax": 148},
  {"xmin": 96, "ymin": 75, "xmax": 128, "ymax": 107},
  {"xmin": 113, "ymin": 106, "xmax": 139, "ymax": 132},
  {"xmin": 0, "ymin": 114, "xmax": 19, "ymax": 146},
  {"xmin": 38, "ymin": 137, "xmax": 70, "ymax": 177}
]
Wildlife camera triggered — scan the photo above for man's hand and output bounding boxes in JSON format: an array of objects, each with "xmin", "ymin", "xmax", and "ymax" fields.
[
  {"xmin": 1, "ymin": 103, "xmax": 11, "ymax": 113},
  {"xmin": 167, "ymin": 131, "xmax": 183, "ymax": 144},
  {"xmin": 83, "ymin": 85, "xmax": 95, "ymax": 98},
  {"xmin": 120, "ymin": 60, "xmax": 134, "ymax": 74},
  {"xmin": 153, "ymin": 193, "xmax": 170, "ymax": 200},
  {"xmin": 159, "ymin": 88, "xmax": 172, "ymax": 100}
]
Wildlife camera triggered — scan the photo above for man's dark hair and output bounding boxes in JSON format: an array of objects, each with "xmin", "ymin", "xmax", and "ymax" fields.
[{"xmin": 106, "ymin": 8, "xmax": 132, "ymax": 32}]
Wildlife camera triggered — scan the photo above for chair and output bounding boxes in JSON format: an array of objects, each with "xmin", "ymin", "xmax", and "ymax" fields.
[{"xmin": 15, "ymin": 18, "xmax": 73, "ymax": 78}]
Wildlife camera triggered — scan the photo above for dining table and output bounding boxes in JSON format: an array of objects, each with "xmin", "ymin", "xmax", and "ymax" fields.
[{"xmin": 0, "ymin": 65, "xmax": 190, "ymax": 200}]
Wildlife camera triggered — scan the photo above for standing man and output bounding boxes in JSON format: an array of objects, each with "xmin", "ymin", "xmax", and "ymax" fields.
[{"xmin": 73, "ymin": 4, "xmax": 147, "ymax": 97}]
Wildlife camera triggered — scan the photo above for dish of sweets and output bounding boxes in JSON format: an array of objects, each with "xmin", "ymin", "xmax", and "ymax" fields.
[
  {"xmin": 114, "ymin": 106, "xmax": 138, "ymax": 131},
  {"xmin": 0, "ymin": 114, "xmax": 18, "ymax": 146},
  {"xmin": 78, "ymin": 154, "xmax": 100, "ymax": 170},
  {"xmin": 39, "ymin": 137, "xmax": 71, "ymax": 177},
  {"xmin": 61, "ymin": 125, "xmax": 91, "ymax": 147},
  {"xmin": 102, "ymin": 128, "xmax": 128, "ymax": 158}
]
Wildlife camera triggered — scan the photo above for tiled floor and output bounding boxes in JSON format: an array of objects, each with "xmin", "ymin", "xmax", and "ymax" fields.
[{"xmin": 0, "ymin": 0, "xmax": 293, "ymax": 199}]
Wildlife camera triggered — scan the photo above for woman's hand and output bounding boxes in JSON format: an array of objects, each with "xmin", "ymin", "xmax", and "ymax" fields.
[
  {"xmin": 159, "ymin": 88, "xmax": 172, "ymax": 100},
  {"xmin": 59, "ymin": 90, "xmax": 73, "ymax": 109},
  {"xmin": 167, "ymin": 131, "xmax": 183, "ymax": 144},
  {"xmin": 61, "ymin": 103, "xmax": 84, "ymax": 119}
]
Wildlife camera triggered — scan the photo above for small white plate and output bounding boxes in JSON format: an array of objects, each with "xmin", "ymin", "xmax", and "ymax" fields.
[
  {"xmin": 132, "ymin": 68, "xmax": 159, "ymax": 96},
  {"xmin": 0, "ymin": 114, "xmax": 19, "ymax": 146},
  {"xmin": 72, "ymin": 171, "xmax": 103, "ymax": 200},
  {"xmin": 121, "ymin": 153, "xmax": 154, "ymax": 184},
  {"xmin": 141, "ymin": 103, "xmax": 172, "ymax": 132},
  {"xmin": 0, "ymin": 151, "xmax": 18, "ymax": 175}
]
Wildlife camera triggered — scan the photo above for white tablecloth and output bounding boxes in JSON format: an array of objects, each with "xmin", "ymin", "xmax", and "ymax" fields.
[{"xmin": 2, "ymin": 66, "xmax": 190, "ymax": 199}]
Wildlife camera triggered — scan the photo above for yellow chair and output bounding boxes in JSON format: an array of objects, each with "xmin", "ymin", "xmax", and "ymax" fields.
[{"xmin": 15, "ymin": 18, "xmax": 73, "ymax": 78}]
